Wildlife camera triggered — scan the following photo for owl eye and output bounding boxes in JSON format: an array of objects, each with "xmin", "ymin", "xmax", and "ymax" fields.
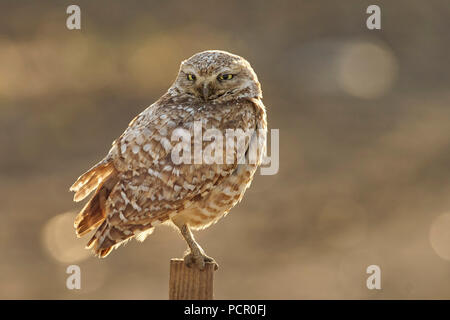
[
  {"xmin": 218, "ymin": 74, "xmax": 234, "ymax": 81},
  {"xmin": 186, "ymin": 74, "xmax": 196, "ymax": 81}
]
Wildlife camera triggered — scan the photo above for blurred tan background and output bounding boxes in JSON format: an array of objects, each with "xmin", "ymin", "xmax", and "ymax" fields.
[{"xmin": 1, "ymin": 0, "xmax": 450, "ymax": 299}]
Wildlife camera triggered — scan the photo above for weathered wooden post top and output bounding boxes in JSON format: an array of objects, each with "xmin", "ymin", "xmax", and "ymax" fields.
[{"xmin": 169, "ymin": 259, "xmax": 217, "ymax": 300}]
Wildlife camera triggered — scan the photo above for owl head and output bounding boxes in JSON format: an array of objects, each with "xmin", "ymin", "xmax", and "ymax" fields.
[{"xmin": 171, "ymin": 50, "xmax": 262, "ymax": 102}]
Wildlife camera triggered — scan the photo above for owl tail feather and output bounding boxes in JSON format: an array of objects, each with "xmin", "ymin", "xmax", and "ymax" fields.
[
  {"xmin": 85, "ymin": 220, "xmax": 114, "ymax": 258},
  {"xmin": 74, "ymin": 174, "xmax": 118, "ymax": 237},
  {"xmin": 86, "ymin": 217, "xmax": 154, "ymax": 258},
  {"xmin": 86, "ymin": 220, "xmax": 138, "ymax": 258},
  {"xmin": 70, "ymin": 160, "xmax": 116, "ymax": 202},
  {"xmin": 75, "ymin": 185, "xmax": 105, "ymax": 237}
]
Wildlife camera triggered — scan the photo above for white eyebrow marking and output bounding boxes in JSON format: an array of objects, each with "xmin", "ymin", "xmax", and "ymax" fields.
[
  {"xmin": 218, "ymin": 68, "xmax": 233, "ymax": 74},
  {"xmin": 181, "ymin": 66, "xmax": 197, "ymax": 74}
]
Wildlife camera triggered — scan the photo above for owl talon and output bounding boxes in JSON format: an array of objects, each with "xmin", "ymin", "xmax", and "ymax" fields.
[{"xmin": 184, "ymin": 252, "xmax": 219, "ymax": 271}]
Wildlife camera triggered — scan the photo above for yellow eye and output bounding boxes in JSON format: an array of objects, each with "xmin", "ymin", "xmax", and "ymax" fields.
[
  {"xmin": 186, "ymin": 74, "xmax": 196, "ymax": 81},
  {"xmin": 218, "ymin": 74, "xmax": 233, "ymax": 81}
]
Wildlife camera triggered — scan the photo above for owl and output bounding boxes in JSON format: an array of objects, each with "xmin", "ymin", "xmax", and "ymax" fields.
[{"xmin": 70, "ymin": 50, "xmax": 267, "ymax": 270}]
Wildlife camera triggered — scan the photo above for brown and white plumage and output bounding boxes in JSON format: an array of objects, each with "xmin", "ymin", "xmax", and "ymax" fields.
[{"xmin": 70, "ymin": 50, "xmax": 267, "ymax": 268}]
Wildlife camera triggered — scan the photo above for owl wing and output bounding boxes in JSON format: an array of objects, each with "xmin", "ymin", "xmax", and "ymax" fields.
[{"xmin": 89, "ymin": 98, "xmax": 258, "ymax": 256}]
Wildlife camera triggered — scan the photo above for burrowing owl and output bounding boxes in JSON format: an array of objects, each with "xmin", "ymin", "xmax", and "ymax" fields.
[{"xmin": 70, "ymin": 50, "xmax": 267, "ymax": 269}]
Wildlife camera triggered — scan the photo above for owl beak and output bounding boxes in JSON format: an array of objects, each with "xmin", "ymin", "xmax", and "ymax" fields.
[{"xmin": 201, "ymin": 83, "xmax": 211, "ymax": 101}]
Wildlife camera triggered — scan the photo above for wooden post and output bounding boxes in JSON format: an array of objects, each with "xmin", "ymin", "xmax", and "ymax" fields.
[{"xmin": 169, "ymin": 258, "xmax": 216, "ymax": 300}]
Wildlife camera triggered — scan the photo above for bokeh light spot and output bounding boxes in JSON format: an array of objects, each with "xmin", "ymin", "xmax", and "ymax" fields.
[
  {"xmin": 337, "ymin": 41, "xmax": 398, "ymax": 99},
  {"xmin": 41, "ymin": 211, "xmax": 91, "ymax": 264},
  {"xmin": 430, "ymin": 213, "xmax": 450, "ymax": 261}
]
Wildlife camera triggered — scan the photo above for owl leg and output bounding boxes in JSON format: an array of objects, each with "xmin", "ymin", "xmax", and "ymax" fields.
[{"xmin": 179, "ymin": 224, "xmax": 218, "ymax": 271}]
